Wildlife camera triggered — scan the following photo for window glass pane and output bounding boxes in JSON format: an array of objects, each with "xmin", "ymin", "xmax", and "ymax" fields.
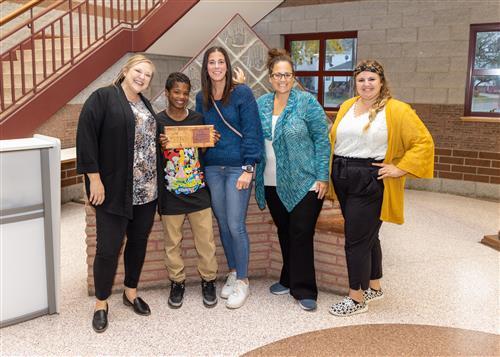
[
  {"xmin": 290, "ymin": 40, "xmax": 320, "ymax": 71},
  {"xmin": 471, "ymin": 75, "xmax": 500, "ymax": 113},
  {"xmin": 325, "ymin": 38, "xmax": 356, "ymax": 70},
  {"xmin": 296, "ymin": 76, "xmax": 319, "ymax": 98},
  {"xmin": 324, "ymin": 76, "xmax": 353, "ymax": 107},
  {"xmin": 474, "ymin": 31, "xmax": 500, "ymax": 69}
]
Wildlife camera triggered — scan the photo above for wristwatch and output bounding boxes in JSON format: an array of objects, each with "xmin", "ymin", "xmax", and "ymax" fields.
[{"xmin": 241, "ymin": 165, "xmax": 254, "ymax": 173}]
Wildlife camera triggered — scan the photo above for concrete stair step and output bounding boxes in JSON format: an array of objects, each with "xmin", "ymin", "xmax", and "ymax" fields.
[
  {"xmin": 31, "ymin": 37, "xmax": 90, "ymax": 50},
  {"xmin": 2, "ymin": 59, "xmax": 65, "ymax": 74},
  {"xmin": 15, "ymin": 47, "xmax": 82, "ymax": 61},
  {"xmin": 2, "ymin": 72, "xmax": 46, "ymax": 84}
]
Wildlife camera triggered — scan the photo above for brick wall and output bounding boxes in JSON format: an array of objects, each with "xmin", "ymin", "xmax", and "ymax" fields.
[
  {"xmin": 84, "ymin": 197, "xmax": 349, "ymax": 296},
  {"xmin": 413, "ymin": 104, "xmax": 500, "ymax": 185},
  {"xmin": 61, "ymin": 158, "xmax": 84, "ymax": 202},
  {"xmin": 37, "ymin": 104, "xmax": 83, "ymax": 149},
  {"xmin": 61, "ymin": 158, "xmax": 83, "ymax": 188}
]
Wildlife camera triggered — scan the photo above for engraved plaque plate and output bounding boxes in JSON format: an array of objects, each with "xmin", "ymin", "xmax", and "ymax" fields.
[{"xmin": 164, "ymin": 125, "xmax": 214, "ymax": 148}]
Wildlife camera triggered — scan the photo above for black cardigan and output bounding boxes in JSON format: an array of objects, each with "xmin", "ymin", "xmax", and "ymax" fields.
[{"xmin": 76, "ymin": 84, "xmax": 159, "ymax": 219}]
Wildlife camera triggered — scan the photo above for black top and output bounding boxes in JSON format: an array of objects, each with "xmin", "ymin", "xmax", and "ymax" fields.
[
  {"xmin": 76, "ymin": 84, "xmax": 160, "ymax": 219},
  {"xmin": 156, "ymin": 109, "xmax": 211, "ymax": 215}
]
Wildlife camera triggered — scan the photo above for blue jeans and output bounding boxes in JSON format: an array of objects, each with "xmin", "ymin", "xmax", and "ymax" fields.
[{"xmin": 205, "ymin": 166, "xmax": 252, "ymax": 280}]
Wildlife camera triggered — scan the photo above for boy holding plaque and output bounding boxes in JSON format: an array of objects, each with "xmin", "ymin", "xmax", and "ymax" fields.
[{"xmin": 157, "ymin": 72, "xmax": 218, "ymax": 309}]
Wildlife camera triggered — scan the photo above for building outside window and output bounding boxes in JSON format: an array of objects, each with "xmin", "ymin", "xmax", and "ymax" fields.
[
  {"xmin": 284, "ymin": 31, "xmax": 357, "ymax": 111},
  {"xmin": 464, "ymin": 23, "xmax": 500, "ymax": 117}
]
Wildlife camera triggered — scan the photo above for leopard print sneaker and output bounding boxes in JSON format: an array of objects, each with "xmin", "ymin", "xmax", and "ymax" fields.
[
  {"xmin": 329, "ymin": 297, "xmax": 368, "ymax": 317},
  {"xmin": 363, "ymin": 288, "xmax": 384, "ymax": 303}
]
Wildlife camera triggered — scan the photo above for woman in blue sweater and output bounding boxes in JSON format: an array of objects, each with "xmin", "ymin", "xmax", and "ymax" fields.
[
  {"xmin": 255, "ymin": 49, "xmax": 331, "ymax": 312},
  {"xmin": 196, "ymin": 46, "xmax": 263, "ymax": 309}
]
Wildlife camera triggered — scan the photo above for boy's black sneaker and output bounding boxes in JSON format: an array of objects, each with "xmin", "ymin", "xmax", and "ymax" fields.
[
  {"xmin": 201, "ymin": 279, "xmax": 218, "ymax": 308},
  {"xmin": 168, "ymin": 280, "xmax": 185, "ymax": 309}
]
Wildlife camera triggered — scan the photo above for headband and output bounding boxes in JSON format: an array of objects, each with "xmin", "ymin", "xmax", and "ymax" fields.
[{"xmin": 354, "ymin": 63, "xmax": 384, "ymax": 77}]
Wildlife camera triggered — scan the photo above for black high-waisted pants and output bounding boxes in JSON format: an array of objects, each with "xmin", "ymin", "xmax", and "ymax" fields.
[
  {"xmin": 94, "ymin": 200, "xmax": 157, "ymax": 300},
  {"xmin": 332, "ymin": 156, "xmax": 384, "ymax": 291}
]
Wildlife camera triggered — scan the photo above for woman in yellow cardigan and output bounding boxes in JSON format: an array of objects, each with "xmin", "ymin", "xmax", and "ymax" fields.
[{"xmin": 328, "ymin": 60, "xmax": 434, "ymax": 317}]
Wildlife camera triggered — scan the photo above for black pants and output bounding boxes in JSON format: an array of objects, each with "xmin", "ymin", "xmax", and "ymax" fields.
[
  {"xmin": 265, "ymin": 186, "xmax": 324, "ymax": 300},
  {"xmin": 332, "ymin": 156, "xmax": 384, "ymax": 291},
  {"xmin": 94, "ymin": 200, "xmax": 157, "ymax": 300}
]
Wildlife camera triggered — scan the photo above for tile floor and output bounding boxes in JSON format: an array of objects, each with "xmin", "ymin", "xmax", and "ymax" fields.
[{"xmin": 1, "ymin": 190, "xmax": 498, "ymax": 356}]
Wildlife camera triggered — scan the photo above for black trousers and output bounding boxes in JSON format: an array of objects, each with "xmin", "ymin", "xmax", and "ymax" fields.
[
  {"xmin": 265, "ymin": 186, "xmax": 324, "ymax": 300},
  {"xmin": 332, "ymin": 156, "xmax": 384, "ymax": 291},
  {"xmin": 94, "ymin": 200, "xmax": 157, "ymax": 300}
]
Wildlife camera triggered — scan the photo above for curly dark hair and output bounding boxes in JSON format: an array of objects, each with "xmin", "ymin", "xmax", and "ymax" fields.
[{"xmin": 165, "ymin": 72, "xmax": 191, "ymax": 91}]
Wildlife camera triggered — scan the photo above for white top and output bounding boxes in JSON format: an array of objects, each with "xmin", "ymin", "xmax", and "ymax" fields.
[
  {"xmin": 263, "ymin": 115, "xmax": 280, "ymax": 186},
  {"xmin": 334, "ymin": 104, "xmax": 388, "ymax": 160},
  {"xmin": 263, "ymin": 114, "xmax": 316, "ymax": 191}
]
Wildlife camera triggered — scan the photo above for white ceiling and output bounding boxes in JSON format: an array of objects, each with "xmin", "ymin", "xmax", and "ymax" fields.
[{"xmin": 146, "ymin": 0, "xmax": 283, "ymax": 57}]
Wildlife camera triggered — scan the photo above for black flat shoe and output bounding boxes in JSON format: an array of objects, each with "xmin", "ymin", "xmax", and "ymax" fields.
[
  {"xmin": 92, "ymin": 304, "xmax": 108, "ymax": 333},
  {"xmin": 122, "ymin": 292, "xmax": 151, "ymax": 316}
]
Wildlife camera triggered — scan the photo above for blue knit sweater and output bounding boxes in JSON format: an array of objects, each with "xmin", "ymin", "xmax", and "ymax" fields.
[
  {"xmin": 255, "ymin": 88, "xmax": 331, "ymax": 212},
  {"xmin": 195, "ymin": 85, "xmax": 263, "ymax": 167}
]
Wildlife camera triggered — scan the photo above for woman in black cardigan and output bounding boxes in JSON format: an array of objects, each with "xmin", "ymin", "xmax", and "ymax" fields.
[{"xmin": 77, "ymin": 54, "xmax": 159, "ymax": 333}]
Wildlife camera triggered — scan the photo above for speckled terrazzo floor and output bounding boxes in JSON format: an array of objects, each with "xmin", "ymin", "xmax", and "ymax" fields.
[{"xmin": 1, "ymin": 190, "xmax": 499, "ymax": 356}]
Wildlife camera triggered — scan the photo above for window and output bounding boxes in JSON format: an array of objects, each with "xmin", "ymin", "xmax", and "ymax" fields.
[
  {"xmin": 284, "ymin": 31, "xmax": 357, "ymax": 110},
  {"xmin": 465, "ymin": 23, "xmax": 500, "ymax": 117}
]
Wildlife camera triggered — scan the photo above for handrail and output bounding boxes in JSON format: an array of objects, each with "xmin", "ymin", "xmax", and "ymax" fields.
[
  {"xmin": 0, "ymin": 0, "xmax": 168, "ymax": 119},
  {"xmin": 0, "ymin": 0, "xmax": 66, "ymax": 41},
  {"xmin": 0, "ymin": 0, "xmax": 45, "ymax": 27}
]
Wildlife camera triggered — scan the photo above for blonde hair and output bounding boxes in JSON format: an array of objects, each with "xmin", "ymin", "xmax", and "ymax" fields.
[
  {"xmin": 354, "ymin": 60, "xmax": 391, "ymax": 132},
  {"xmin": 112, "ymin": 54, "xmax": 156, "ymax": 87}
]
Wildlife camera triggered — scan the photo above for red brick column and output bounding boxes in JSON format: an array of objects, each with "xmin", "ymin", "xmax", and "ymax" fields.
[{"xmin": 85, "ymin": 194, "xmax": 347, "ymax": 296}]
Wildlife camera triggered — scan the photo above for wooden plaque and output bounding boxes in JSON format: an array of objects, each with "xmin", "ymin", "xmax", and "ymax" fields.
[{"xmin": 164, "ymin": 125, "xmax": 214, "ymax": 148}]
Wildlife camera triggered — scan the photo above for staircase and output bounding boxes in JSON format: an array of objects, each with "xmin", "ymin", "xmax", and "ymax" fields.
[{"xmin": 0, "ymin": 0, "xmax": 199, "ymax": 139}]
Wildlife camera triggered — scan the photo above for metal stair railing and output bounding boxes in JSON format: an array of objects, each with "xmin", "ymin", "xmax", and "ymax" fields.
[{"xmin": 0, "ymin": 0, "xmax": 166, "ymax": 120}]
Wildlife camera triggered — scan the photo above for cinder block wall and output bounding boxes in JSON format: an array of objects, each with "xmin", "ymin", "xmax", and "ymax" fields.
[
  {"xmin": 84, "ymin": 197, "xmax": 349, "ymax": 296},
  {"xmin": 254, "ymin": 0, "xmax": 500, "ymax": 199}
]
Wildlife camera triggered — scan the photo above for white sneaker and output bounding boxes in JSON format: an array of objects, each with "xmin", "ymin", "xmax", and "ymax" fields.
[
  {"xmin": 226, "ymin": 280, "xmax": 249, "ymax": 309},
  {"xmin": 220, "ymin": 272, "xmax": 237, "ymax": 299}
]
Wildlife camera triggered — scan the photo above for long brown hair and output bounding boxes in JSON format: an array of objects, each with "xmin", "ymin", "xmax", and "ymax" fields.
[
  {"xmin": 354, "ymin": 60, "xmax": 391, "ymax": 132},
  {"xmin": 112, "ymin": 54, "xmax": 155, "ymax": 87},
  {"xmin": 200, "ymin": 46, "xmax": 233, "ymax": 111}
]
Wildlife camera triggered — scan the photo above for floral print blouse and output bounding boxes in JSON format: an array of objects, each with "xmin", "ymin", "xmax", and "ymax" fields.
[{"xmin": 129, "ymin": 100, "xmax": 157, "ymax": 205}]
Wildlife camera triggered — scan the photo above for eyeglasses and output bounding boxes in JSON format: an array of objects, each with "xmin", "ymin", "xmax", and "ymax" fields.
[{"xmin": 270, "ymin": 72, "xmax": 294, "ymax": 80}]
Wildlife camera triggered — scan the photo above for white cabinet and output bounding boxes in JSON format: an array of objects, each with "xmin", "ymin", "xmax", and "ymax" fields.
[{"xmin": 0, "ymin": 135, "xmax": 61, "ymax": 327}]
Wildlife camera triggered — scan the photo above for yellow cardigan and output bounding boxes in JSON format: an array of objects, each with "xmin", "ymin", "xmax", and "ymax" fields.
[{"xmin": 328, "ymin": 97, "xmax": 435, "ymax": 224}]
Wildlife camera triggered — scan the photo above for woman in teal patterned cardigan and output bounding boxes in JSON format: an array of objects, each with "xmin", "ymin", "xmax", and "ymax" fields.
[{"xmin": 255, "ymin": 48, "xmax": 331, "ymax": 312}]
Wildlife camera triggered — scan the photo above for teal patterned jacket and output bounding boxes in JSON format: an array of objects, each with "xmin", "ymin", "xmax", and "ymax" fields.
[{"xmin": 255, "ymin": 88, "xmax": 331, "ymax": 212}]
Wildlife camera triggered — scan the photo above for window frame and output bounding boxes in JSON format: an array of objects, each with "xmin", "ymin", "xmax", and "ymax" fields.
[
  {"xmin": 284, "ymin": 31, "xmax": 357, "ymax": 110},
  {"xmin": 464, "ymin": 23, "xmax": 500, "ymax": 118}
]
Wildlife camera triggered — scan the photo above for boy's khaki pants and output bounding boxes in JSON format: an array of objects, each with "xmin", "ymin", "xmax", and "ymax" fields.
[{"xmin": 161, "ymin": 207, "xmax": 218, "ymax": 282}]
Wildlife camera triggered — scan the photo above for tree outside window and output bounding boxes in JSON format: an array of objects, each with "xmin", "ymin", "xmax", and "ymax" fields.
[
  {"xmin": 465, "ymin": 23, "xmax": 500, "ymax": 117},
  {"xmin": 285, "ymin": 32, "xmax": 357, "ymax": 110}
]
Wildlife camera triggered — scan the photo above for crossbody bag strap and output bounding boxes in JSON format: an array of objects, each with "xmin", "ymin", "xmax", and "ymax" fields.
[{"xmin": 211, "ymin": 97, "xmax": 243, "ymax": 138}]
